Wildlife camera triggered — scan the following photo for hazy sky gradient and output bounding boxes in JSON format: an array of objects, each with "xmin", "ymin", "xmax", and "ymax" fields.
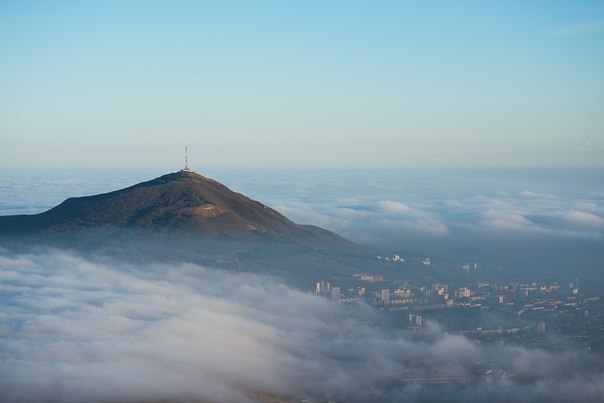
[{"xmin": 1, "ymin": 1, "xmax": 603, "ymax": 169}]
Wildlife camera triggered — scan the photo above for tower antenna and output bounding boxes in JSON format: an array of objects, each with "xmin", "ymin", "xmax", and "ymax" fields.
[{"xmin": 183, "ymin": 146, "xmax": 191, "ymax": 172}]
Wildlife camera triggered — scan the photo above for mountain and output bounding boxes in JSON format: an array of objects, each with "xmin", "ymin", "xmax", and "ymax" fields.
[{"xmin": 0, "ymin": 170, "xmax": 356, "ymax": 250}]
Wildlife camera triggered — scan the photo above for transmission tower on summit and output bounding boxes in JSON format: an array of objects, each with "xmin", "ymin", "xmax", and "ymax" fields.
[{"xmin": 183, "ymin": 146, "xmax": 192, "ymax": 172}]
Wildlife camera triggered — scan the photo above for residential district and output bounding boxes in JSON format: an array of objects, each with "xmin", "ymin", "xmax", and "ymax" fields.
[{"xmin": 314, "ymin": 260, "xmax": 604, "ymax": 353}]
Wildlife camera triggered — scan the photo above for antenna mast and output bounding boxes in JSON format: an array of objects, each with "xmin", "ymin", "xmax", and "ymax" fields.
[{"xmin": 183, "ymin": 146, "xmax": 191, "ymax": 172}]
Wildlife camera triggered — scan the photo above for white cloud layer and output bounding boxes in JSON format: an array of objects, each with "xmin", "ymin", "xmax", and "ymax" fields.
[
  {"xmin": 561, "ymin": 210, "xmax": 604, "ymax": 230},
  {"xmin": 1, "ymin": 250, "xmax": 604, "ymax": 402}
]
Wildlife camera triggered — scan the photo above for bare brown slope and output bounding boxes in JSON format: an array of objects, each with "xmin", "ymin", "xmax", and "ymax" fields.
[{"xmin": 0, "ymin": 171, "xmax": 357, "ymax": 251}]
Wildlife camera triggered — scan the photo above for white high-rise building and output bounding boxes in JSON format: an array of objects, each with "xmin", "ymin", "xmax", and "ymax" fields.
[
  {"xmin": 332, "ymin": 287, "xmax": 341, "ymax": 301},
  {"xmin": 381, "ymin": 289, "xmax": 390, "ymax": 302}
]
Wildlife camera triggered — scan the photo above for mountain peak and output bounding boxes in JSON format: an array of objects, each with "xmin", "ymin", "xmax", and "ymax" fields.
[{"xmin": 133, "ymin": 169, "xmax": 209, "ymax": 185}]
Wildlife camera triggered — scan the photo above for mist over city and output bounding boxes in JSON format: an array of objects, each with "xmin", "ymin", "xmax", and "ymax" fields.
[
  {"xmin": 2, "ymin": 248, "xmax": 604, "ymax": 402},
  {"xmin": 1, "ymin": 1, "xmax": 604, "ymax": 402}
]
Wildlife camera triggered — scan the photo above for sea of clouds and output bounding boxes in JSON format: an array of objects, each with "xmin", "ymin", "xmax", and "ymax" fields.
[
  {"xmin": 220, "ymin": 167, "xmax": 604, "ymax": 283},
  {"xmin": 1, "ymin": 248, "xmax": 604, "ymax": 402}
]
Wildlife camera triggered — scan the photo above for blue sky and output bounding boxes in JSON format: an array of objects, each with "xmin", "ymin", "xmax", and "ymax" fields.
[{"xmin": 1, "ymin": 1, "xmax": 603, "ymax": 169}]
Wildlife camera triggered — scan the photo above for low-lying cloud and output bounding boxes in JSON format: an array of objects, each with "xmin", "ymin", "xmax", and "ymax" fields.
[
  {"xmin": 520, "ymin": 190, "xmax": 556, "ymax": 200},
  {"xmin": 561, "ymin": 210, "xmax": 604, "ymax": 230},
  {"xmin": 257, "ymin": 169, "xmax": 604, "ymax": 281},
  {"xmin": 1, "ymin": 249, "xmax": 603, "ymax": 402},
  {"xmin": 276, "ymin": 198, "xmax": 449, "ymax": 249}
]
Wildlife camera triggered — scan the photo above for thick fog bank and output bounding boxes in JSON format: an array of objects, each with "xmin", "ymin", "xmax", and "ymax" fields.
[{"xmin": 1, "ymin": 249, "xmax": 603, "ymax": 402}]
